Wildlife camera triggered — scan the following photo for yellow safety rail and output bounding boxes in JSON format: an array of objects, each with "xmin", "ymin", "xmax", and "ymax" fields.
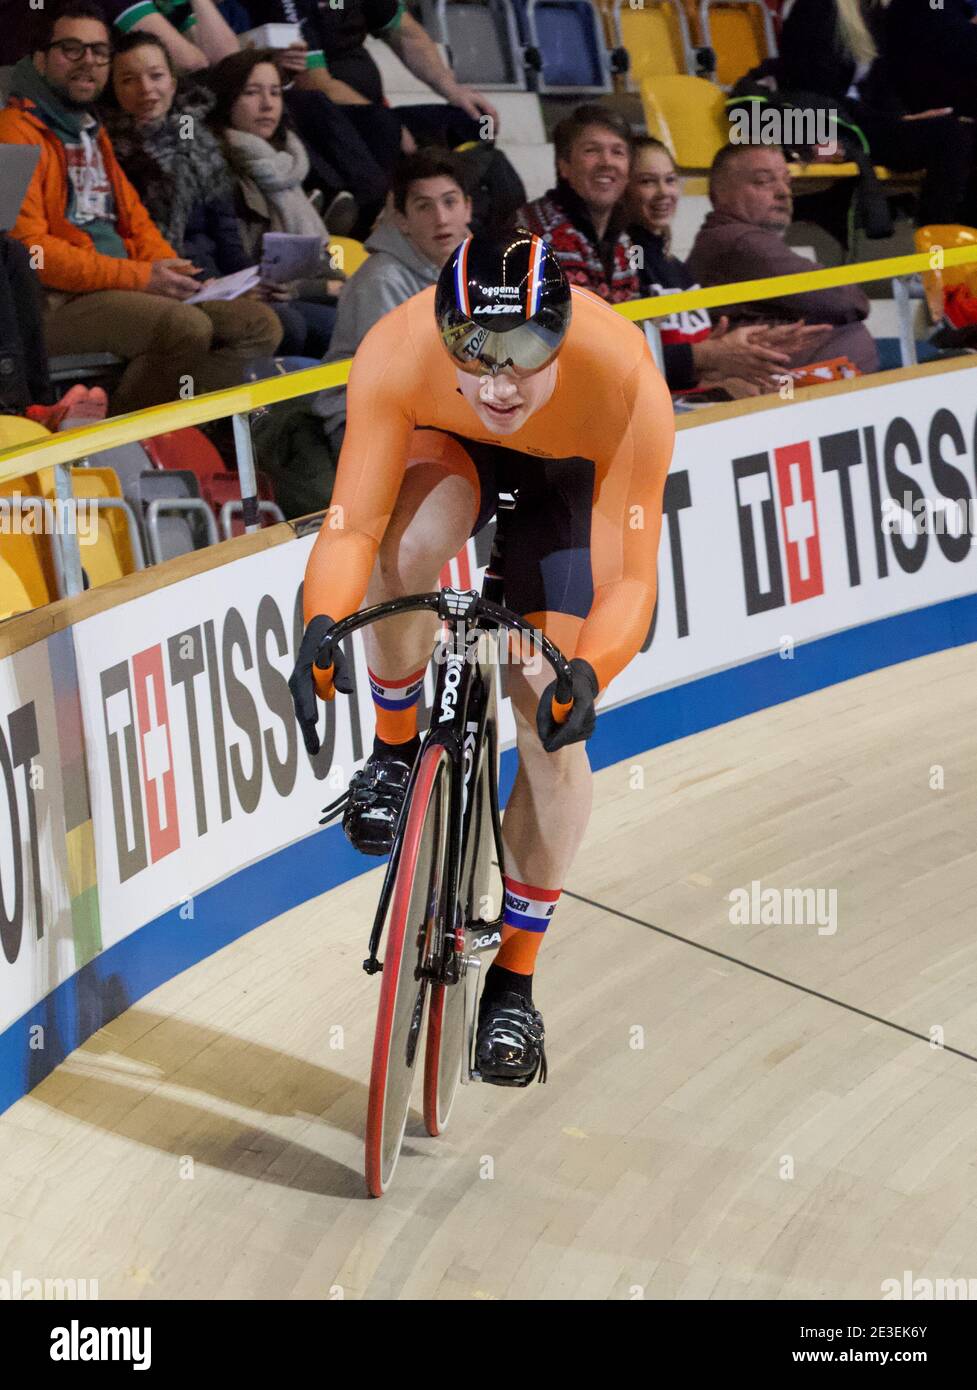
[{"xmin": 3, "ymin": 242, "xmax": 977, "ymax": 486}]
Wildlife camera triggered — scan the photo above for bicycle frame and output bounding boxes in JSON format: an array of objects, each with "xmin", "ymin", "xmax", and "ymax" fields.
[
  {"xmin": 315, "ymin": 587, "xmax": 573, "ymax": 986},
  {"xmin": 367, "ymin": 600, "xmax": 506, "ymax": 986}
]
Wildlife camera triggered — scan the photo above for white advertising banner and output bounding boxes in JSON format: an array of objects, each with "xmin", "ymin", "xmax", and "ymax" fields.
[{"xmin": 0, "ymin": 634, "xmax": 78, "ymax": 1035}]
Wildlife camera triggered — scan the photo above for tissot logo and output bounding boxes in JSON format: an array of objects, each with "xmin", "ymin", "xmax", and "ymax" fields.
[
  {"xmin": 99, "ymin": 592, "xmax": 338, "ymax": 884},
  {"xmin": 732, "ymin": 408, "xmax": 977, "ymax": 616}
]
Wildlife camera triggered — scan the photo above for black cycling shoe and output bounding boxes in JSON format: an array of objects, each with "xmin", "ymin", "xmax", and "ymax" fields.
[
  {"xmin": 475, "ymin": 989, "xmax": 548, "ymax": 1087},
  {"xmin": 341, "ymin": 746, "xmax": 416, "ymax": 856}
]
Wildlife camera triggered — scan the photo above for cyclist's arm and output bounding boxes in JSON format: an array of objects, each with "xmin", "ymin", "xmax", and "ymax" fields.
[
  {"xmin": 574, "ymin": 355, "xmax": 674, "ymax": 692},
  {"xmin": 302, "ymin": 331, "xmax": 415, "ymax": 626}
]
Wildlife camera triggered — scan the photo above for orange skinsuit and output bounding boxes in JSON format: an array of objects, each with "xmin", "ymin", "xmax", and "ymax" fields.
[{"xmin": 303, "ymin": 285, "xmax": 675, "ymax": 695}]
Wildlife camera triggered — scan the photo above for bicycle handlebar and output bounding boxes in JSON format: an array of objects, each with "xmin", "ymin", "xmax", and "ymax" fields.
[{"xmin": 313, "ymin": 590, "xmax": 575, "ymax": 721}]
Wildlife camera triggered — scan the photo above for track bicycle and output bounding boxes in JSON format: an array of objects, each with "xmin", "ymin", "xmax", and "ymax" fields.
[{"xmin": 314, "ymin": 584, "xmax": 573, "ymax": 1197}]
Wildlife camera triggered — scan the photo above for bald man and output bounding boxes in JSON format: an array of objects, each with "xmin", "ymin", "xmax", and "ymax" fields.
[{"xmin": 688, "ymin": 145, "xmax": 879, "ymax": 374}]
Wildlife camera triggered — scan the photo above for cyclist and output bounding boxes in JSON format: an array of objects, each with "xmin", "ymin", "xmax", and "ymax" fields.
[{"xmin": 290, "ymin": 230, "xmax": 674, "ymax": 1086}]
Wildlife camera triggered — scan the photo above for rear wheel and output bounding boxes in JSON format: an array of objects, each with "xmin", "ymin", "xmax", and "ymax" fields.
[{"xmin": 365, "ymin": 743, "xmax": 451, "ymax": 1196}]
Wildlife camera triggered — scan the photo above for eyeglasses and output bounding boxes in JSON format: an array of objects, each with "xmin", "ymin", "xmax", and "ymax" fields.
[{"xmin": 48, "ymin": 39, "xmax": 112, "ymax": 64}]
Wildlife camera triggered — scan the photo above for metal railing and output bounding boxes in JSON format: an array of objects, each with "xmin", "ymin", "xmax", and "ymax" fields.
[{"xmin": 3, "ymin": 242, "xmax": 977, "ymax": 604}]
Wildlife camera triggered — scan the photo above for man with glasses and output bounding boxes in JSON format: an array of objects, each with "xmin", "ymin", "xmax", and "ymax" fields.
[
  {"xmin": 7, "ymin": 0, "xmax": 239, "ymax": 72},
  {"xmin": 0, "ymin": 1, "xmax": 282, "ymax": 414}
]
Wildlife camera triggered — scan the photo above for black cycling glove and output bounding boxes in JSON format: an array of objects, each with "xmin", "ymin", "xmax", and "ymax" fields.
[
  {"xmin": 289, "ymin": 614, "xmax": 355, "ymax": 756},
  {"xmin": 535, "ymin": 657, "xmax": 599, "ymax": 753}
]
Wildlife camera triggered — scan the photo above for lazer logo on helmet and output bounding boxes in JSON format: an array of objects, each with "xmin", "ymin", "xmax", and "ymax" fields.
[
  {"xmin": 439, "ymin": 652, "xmax": 465, "ymax": 723},
  {"xmin": 475, "ymin": 304, "xmax": 520, "ymax": 316}
]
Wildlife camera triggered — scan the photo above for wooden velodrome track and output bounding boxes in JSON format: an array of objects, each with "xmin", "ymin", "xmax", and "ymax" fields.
[{"xmin": 1, "ymin": 644, "xmax": 974, "ymax": 1300}]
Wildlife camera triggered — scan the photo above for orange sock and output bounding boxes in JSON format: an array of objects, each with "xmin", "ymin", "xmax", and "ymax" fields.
[
  {"xmin": 494, "ymin": 875, "xmax": 561, "ymax": 975},
  {"xmin": 368, "ymin": 667, "xmax": 425, "ymax": 745}
]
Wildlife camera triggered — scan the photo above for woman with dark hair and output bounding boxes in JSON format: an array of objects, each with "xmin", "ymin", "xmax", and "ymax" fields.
[
  {"xmin": 104, "ymin": 32, "xmax": 285, "ymax": 364},
  {"xmin": 626, "ymin": 137, "xmax": 827, "ymax": 397},
  {"xmin": 206, "ymin": 48, "xmax": 341, "ymax": 356}
]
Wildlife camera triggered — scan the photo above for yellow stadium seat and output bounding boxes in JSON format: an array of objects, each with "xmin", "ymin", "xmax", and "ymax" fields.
[
  {"xmin": 0, "ymin": 443, "xmax": 55, "ymax": 617},
  {"xmin": 34, "ymin": 464, "xmax": 138, "ymax": 590},
  {"xmin": 698, "ymin": 1, "xmax": 777, "ymax": 88},
  {"xmin": 914, "ymin": 224, "xmax": 977, "ymax": 322},
  {"xmin": 0, "ymin": 416, "xmax": 51, "ymax": 451},
  {"xmin": 328, "ymin": 236, "xmax": 369, "ymax": 277},
  {"xmin": 0, "ymin": 553, "xmax": 35, "ymax": 621},
  {"xmin": 641, "ymin": 75, "xmax": 727, "ymax": 168},
  {"xmin": 614, "ymin": 0, "xmax": 695, "ymax": 87}
]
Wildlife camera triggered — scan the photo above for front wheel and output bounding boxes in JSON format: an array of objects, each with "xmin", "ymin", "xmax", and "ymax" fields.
[
  {"xmin": 365, "ymin": 743, "xmax": 451, "ymax": 1197},
  {"xmin": 423, "ymin": 719, "xmax": 498, "ymax": 1135}
]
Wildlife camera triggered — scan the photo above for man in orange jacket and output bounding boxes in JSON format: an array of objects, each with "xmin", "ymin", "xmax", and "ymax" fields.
[{"xmin": 0, "ymin": 2, "xmax": 281, "ymax": 414}]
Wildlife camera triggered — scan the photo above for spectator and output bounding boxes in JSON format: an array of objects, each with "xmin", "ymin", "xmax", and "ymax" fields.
[
  {"xmin": 627, "ymin": 137, "xmax": 829, "ymax": 397},
  {"xmin": 207, "ymin": 48, "xmax": 342, "ymax": 356},
  {"xmin": 0, "ymin": 2, "xmax": 282, "ymax": 414},
  {"xmin": 106, "ymin": 35, "xmax": 253, "ymax": 277},
  {"xmin": 93, "ymin": 0, "xmax": 239, "ymax": 73},
  {"xmin": 244, "ymin": 0, "xmax": 499, "ymax": 153},
  {"xmin": 777, "ymin": 0, "xmax": 977, "ymax": 227},
  {"xmin": 519, "ymin": 104, "xmax": 639, "ymax": 304},
  {"xmin": 313, "ymin": 149, "xmax": 472, "ymax": 456},
  {"xmin": 688, "ymin": 145, "xmax": 879, "ymax": 374},
  {"xmin": 880, "ymin": 0, "xmax": 977, "ymax": 123}
]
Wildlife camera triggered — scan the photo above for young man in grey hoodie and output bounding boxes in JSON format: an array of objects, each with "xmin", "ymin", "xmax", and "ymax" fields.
[{"xmin": 314, "ymin": 151, "xmax": 472, "ymax": 453}]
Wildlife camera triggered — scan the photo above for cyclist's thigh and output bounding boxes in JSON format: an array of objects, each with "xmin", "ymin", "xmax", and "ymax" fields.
[
  {"xmin": 381, "ymin": 428, "xmax": 484, "ymax": 564},
  {"xmin": 499, "ymin": 456, "xmax": 595, "ymax": 726}
]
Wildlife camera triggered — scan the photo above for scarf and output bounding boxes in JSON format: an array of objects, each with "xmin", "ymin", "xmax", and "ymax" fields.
[
  {"xmin": 221, "ymin": 127, "xmax": 327, "ymax": 239},
  {"xmin": 103, "ymin": 84, "xmax": 233, "ymax": 252}
]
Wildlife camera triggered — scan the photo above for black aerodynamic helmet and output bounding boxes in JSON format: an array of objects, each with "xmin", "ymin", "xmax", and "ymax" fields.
[{"xmin": 435, "ymin": 229, "xmax": 573, "ymax": 376}]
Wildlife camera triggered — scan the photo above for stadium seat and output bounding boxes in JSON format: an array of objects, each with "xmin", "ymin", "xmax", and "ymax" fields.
[
  {"xmin": 141, "ymin": 427, "xmax": 225, "ymax": 486},
  {"xmin": 34, "ymin": 465, "xmax": 143, "ymax": 590},
  {"xmin": 641, "ymin": 75, "xmax": 727, "ymax": 168},
  {"xmin": 611, "ymin": 0, "xmax": 696, "ymax": 90},
  {"xmin": 514, "ymin": 1, "xmax": 613, "ymax": 95},
  {"xmin": 328, "ymin": 236, "xmax": 369, "ymax": 277},
  {"xmin": 0, "ymin": 463, "xmax": 54, "ymax": 618},
  {"xmin": 47, "ymin": 352, "xmax": 126, "ymax": 393},
  {"xmin": 200, "ymin": 471, "xmax": 282, "ymax": 538},
  {"xmin": 131, "ymin": 469, "xmax": 219, "ymax": 563},
  {"xmin": 914, "ymin": 224, "xmax": 977, "ymax": 323},
  {"xmin": 697, "ymin": 1, "xmax": 777, "ymax": 88},
  {"xmin": 419, "ymin": 1, "xmax": 527, "ymax": 89},
  {"xmin": 0, "ymin": 553, "xmax": 34, "ymax": 621},
  {"xmin": 81, "ymin": 442, "xmax": 155, "ymax": 497}
]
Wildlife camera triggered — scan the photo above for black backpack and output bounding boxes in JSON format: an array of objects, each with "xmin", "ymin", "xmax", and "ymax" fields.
[{"xmin": 451, "ymin": 142, "xmax": 527, "ymax": 237}]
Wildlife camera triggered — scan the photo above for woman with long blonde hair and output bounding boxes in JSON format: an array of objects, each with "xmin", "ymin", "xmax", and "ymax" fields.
[{"xmin": 777, "ymin": 0, "xmax": 977, "ymax": 226}]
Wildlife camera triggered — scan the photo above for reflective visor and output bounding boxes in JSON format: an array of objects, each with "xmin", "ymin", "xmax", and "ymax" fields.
[{"xmin": 440, "ymin": 310, "xmax": 569, "ymax": 377}]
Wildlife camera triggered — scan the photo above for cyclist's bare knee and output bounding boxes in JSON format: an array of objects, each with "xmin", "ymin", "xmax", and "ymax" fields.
[{"xmin": 376, "ymin": 464, "xmax": 477, "ymax": 593}]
